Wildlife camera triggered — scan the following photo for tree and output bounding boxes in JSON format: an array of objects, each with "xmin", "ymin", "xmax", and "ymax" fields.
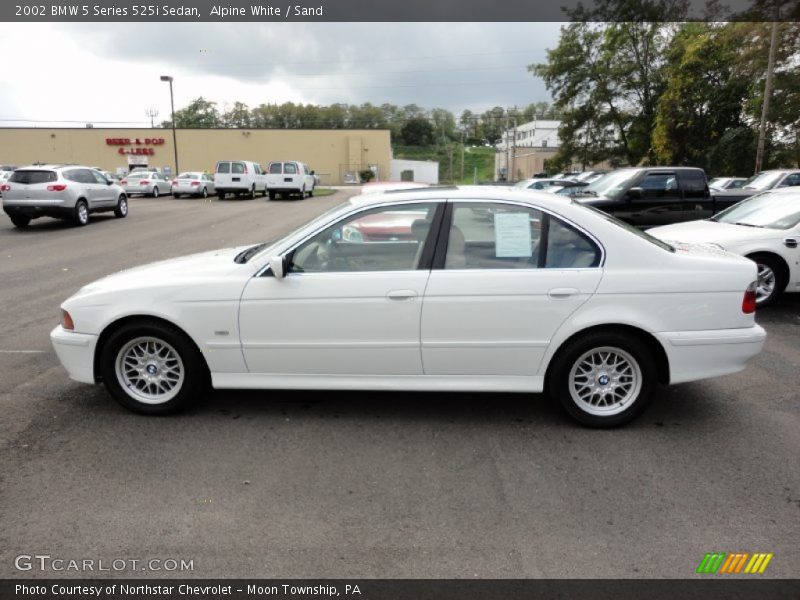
[
  {"xmin": 222, "ymin": 101, "xmax": 251, "ymax": 128},
  {"xmin": 163, "ymin": 97, "xmax": 221, "ymax": 128},
  {"xmin": 400, "ymin": 117, "xmax": 434, "ymax": 146}
]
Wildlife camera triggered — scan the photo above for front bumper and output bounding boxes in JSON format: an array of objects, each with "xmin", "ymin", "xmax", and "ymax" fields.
[
  {"xmin": 656, "ymin": 325, "xmax": 767, "ymax": 384},
  {"xmin": 50, "ymin": 326, "xmax": 98, "ymax": 384}
]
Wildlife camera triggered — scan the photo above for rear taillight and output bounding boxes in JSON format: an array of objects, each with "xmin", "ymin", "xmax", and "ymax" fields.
[
  {"xmin": 120, "ymin": 179, "xmax": 128, "ymax": 185},
  {"xmin": 190, "ymin": 180, "xmax": 200, "ymax": 186},
  {"xmin": 61, "ymin": 310, "xmax": 74, "ymax": 330},
  {"xmin": 0, "ymin": 184, "xmax": 9, "ymax": 191},
  {"xmin": 242, "ymin": 165, "xmax": 248, "ymax": 174},
  {"xmin": 47, "ymin": 184, "xmax": 67, "ymax": 191},
  {"xmin": 742, "ymin": 281, "xmax": 757, "ymax": 314},
  {"xmin": 139, "ymin": 180, "xmax": 149, "ymax": 186}
]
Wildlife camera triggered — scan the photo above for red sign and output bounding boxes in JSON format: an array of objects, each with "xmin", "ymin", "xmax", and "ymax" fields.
[{"xmin": 106, "ymin": 138, "xmax": 165, "ymax": 146}]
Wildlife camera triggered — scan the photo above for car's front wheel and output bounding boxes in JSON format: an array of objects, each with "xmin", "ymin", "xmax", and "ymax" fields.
[
  {"xmin": 548, "ymin": 331, "xmax": 656, "ymax": 428},
  {"xmin": 101, "ymin": 321, "xmax": 207, "ymax": 415},
  {"xmin": 114, "ymin": 195, "xmax": 128, "ymax": 218},
  {"xmin": 749, "ymin": 253, "xmax": 785, "ymax": 306},
  {"xmin": 152, "ymin": 186, "xmax": 160, "ymax": 198}
]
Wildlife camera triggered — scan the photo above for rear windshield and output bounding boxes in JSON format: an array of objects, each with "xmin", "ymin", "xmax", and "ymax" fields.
[
  {"xmin": 284, "ymin": 163, "xmax": 297, "ymax": 174},
  {"xmin": 232, "ymin": 162, "xmax": 245, "ymax": 174},
  {"xmin": 9, "ymin": 170, "xmax": 57, "ymax": 184},
  {"xmin": 178, "ymin": 173, "xmax": 201, "ymax": 179},
  {"xmin": 216, "ymin": 162, "xmax": 230, "ymax": 174},
  {"xmin": 269, "ymin": 163, "xmax": 282, "ymax": 174}
]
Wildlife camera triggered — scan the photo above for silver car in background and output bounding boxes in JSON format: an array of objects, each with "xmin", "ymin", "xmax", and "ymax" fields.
[
  {"xmin": 2, "ymin": 165, "xmax": 128, "ymax": 228},
  {"xmin": 171, "ymin": 172, "xmax": 215, "ymax": 198},
  {"xmin": 120, "ymin": 171, "xmax": 170, "ymax": 197}
]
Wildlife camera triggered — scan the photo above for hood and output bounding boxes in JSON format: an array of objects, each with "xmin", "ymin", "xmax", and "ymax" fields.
[
  {"xmin": 75, "ymin": 245, "xmax": 255, "ymax": 296},
  {"xmin": 649, "ymin": 220, "xmax": 782, "ymax": 247}
]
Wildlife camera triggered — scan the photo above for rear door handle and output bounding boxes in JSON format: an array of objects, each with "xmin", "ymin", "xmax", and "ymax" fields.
[
  {"xmin": 387, "ymin": 289, "xmax": 418, "ymax": 301},
  {"xmin": 548, "ymin": 287, "xmax": 580, "ymax": 299}
]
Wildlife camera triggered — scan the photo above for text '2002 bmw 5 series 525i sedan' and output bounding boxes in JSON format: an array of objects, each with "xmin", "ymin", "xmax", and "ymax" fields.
[{"xmin": 50, "ymin": 186, "xmax": 766, "ymax": 427}]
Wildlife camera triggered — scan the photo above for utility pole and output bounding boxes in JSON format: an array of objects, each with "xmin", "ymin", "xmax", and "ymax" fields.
[
  {"xmin": 460, "ymin": 130, "xmax": 465, "ymax": 181},
  {"xmin": 755, "ymin": 4, "xmax": 780, "ymax": 173},
  {"xmin": 145, "ymin": 107, "xmax": 159, "ymax": 128}
]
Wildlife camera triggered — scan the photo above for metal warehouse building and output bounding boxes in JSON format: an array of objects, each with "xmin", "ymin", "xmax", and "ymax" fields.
[{"xmin": 0, "ymin": 128, "xmax": 392, "ymax": 185}]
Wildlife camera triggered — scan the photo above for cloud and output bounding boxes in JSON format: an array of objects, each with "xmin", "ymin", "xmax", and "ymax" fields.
[{"xmin": 0, "ymin": 22, "xmax": 561, "ymax": 125}]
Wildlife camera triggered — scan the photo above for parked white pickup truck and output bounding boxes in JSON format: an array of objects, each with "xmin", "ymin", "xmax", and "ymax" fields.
[{"xmin": 266, "ymin": 161, "xmax": 316, "ymax": 200}]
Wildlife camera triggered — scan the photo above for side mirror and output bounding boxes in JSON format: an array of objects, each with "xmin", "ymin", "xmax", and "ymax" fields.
[
  {"xmin": 310, "ymin": 170, "xmax": 315, "ymax": 175},
  {"xmin": 627, "ymin": 187, "xmax": 644, "ymax": 200},
  {"xmin": 269, "ymin": 255, "xmax": 285, "ymax": 279},
  {"xmin": 106, "ymin": 179, "xmax": 114, "ymax": 185}
]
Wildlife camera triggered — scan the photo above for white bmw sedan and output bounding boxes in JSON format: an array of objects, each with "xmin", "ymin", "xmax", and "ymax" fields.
[
  {"xmin": 50, "ymin": 186, "xmax": 766, "ymax": 427},
  {"xmin": 649, "ymin": 188, "xmax": 800, "ymax": 306}
]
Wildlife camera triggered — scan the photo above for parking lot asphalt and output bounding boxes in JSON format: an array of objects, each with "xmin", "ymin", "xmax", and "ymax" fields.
[{"xmin": 0, "ymin": 192, "xmax": 798, "ymax": 579}]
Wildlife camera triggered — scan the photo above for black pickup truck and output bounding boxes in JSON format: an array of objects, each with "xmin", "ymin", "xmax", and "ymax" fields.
[{"xmin": 572, "ymin": 167, "xmax": 744, "ymax": 228}]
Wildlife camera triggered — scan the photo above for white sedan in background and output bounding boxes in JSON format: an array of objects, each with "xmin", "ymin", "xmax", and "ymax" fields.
[
  {"xmin": 171, "ymin": 172, "xmax": 216, "ymax": 198},
  {"xmin": 650, "ymin": 188, "xmax": 800, "ymax": 306},
  {"xmin": 50, "ymin": 187, "xmax": 765, "ymax": 427},
  {"xmin": 120, "ymin": 171, "xmax": 170, "ymax": 197}
]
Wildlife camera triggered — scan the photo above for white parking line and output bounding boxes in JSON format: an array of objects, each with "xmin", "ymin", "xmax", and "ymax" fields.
[{"xmin": 0, "ymin": 350, "xmax": 46, "ymax": 354}]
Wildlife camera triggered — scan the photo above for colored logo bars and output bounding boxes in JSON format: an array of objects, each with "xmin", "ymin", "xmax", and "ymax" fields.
[{"xmin": 696, "ymin": 552, "xmax": 774, "ymax": 574}]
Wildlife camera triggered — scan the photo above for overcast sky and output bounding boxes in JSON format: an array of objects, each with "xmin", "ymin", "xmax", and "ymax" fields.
[{"xmin": 0, "ymin": 23, "xmax": 562, "ymax": 127}]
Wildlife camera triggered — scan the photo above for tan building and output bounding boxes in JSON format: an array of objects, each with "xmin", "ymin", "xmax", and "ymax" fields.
[{"xmin": 0, "ymin": 128, "xmax": 392, "ymax": 185}]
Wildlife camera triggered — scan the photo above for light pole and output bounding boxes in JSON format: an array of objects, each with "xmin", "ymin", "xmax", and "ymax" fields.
[{"xmin": 160, "ymin": 75, "xmax": 179, "ymax": 176}]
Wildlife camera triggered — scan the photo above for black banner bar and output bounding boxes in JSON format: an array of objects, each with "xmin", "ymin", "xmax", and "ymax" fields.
[
  {"xmin": 1, "ymin": 0, "xmax": 799, "ymax": 23},
  {"xmin": 3, "ymin": 579, "xmax": 800, "ymax": 600}
]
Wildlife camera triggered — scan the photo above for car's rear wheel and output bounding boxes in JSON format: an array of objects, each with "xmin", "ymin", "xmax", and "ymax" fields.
[
  {"xmin": 218, "ymin": 191, "xmax": 226, "ymax": 200},
  {"xmin": 73, "ymin": 200, "xmax": 89, "ymax": 226},
  {"xmin": 749, "ymin": 253, "xmax": 785, "ymax": 306},
  {"xmin": 101, "ymin": 322, "xmax": 207, "ymax": 415},
  {"xmin": 308, "ymin": 186, "xmax": 314, "ymax": 197},
  {"xmin": 301, "ymin": 185, "xmax": 306, "ymax": 199},
  {"xmin": 10, "ymin": 214, "xmax": 30, "ymax": 228},
  {"xmin": 152, "ymin": 186, "xmax": 160, "ymax": 198},
  {"xmin": 268, "ymin": 191, "xmax": 276, "ymax": 200},
  {"xmin": 173, "ymin": 192, "xmax": 181, "ymax": 199},
  {"xmin": 114, "ymin": 195, "xmax": 128, "ymax": 218},
  {"xmin": 548, "ymin": 331, "xmax": 656, "ymax": 428}
]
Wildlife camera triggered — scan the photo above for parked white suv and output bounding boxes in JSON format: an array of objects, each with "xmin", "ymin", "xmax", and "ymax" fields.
[
  {"xmin": 214, "ymin": 160, "xmax": 268, "ymax": 200},
  {"xmin": 266, "ymin": 161, "xmax": 316, "ymax": 199},
  {"xmin": 2, "ymin": 165, "xmax": 128, "ymax": 228}
]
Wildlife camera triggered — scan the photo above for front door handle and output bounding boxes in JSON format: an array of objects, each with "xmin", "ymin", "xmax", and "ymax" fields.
[
  {"xmin": 387, "ymin": 289, "xmax": 418, "ymax": 301},
  {"xmin": 548, "ymin": 287, "xmax": 580, "ymax": 299}
]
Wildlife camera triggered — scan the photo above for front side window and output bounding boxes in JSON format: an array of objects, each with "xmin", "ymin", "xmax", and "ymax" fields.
[
  {"xmin": 91, "ymin": 170, "xmax": 109, "ymax": 185},
  {"xmin": 444, "ymin": 202, "xmax": 601, "ymax": 269},
  {"xmin": 289, "ymin": 203, "xmax": 438, "ymax": 274},
  {"xmin": 637, "ymin": 173, "xmax": 678, "ymax": 196}
]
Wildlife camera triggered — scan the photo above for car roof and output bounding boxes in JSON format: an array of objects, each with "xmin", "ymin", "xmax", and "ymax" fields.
[{"xmin": 349, "ymin": 185, "xmax": 573, "ymax": 209}]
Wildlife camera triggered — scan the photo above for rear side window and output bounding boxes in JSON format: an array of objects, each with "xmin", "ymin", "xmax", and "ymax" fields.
[
  {"xmin": 216, "ymin": 162, "xmax": 230, "ymax": 174},
  {"xmin": 284, "ymin": 163, "xmax": 298, "ymax": 175},
  {"xmin": 679, "ymin": 170, "xmax": 708, "ymax": 199},
  {"xmin": 232, "ymin": 162, "xmax": 245, "ymax": 174},
  {"xmin": 269, "ymin": 163, "xmax": 282, "ymax": 174},
  {"xmin": 10, "ymin": 170, "xmax": 56, "ymax": 184}
]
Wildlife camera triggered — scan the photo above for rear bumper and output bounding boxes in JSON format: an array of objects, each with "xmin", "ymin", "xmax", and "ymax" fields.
[
  {"xmin": 50, "ymin": 326, "xmax": 98, "ymax": 384},
  {"xmin": 656, "ymin": 325, "xmax": 766, "ymax": 384},
  {"xmin": 4, "ymin": 204, "xmax": 73, "ymax": 219}
]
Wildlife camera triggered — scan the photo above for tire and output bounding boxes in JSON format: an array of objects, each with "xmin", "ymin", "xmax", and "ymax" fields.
[
  {"xmin": 301, "ymin": 185, "xmax": 306, "ymax": 199},
  {"xmin": 73, "ymin": 200, "xmax": 89, "ymax": 226},
  {"xmin": 201, "ymin": 187, "xmax": 208, "ymax": 199},
  {"xmin": 152, "ymin": 186, "xmax": 160, "ymax": 198},
  {"xmin": 268, "ymin": 191, "xmax": 276, "ymax": 200},
  {"xmin": 260, "ymin": 185, "xmax": 267, "ymax": 197},
  {"xmin": 308, "ymin": 186, "xmax": 314, "ymax": 197},
  {"xmin": 100, "ymin": 321, "xmax": 208, "ymax": 415},
  {"xmin": 173, "ymin": 192, "xmax": 181, "ymax": 199},
  {"xmin": 218, "ymin": 191, "xmax": 225, "ymax": 200},
  {"xmin": 547, "ymin": 331, "xmax": 656, "ymax": 428},
  {"xmin": 249, "ymin": 185, "xmax": 256, "ymax": 199},
  {"xmin": 10, "ymin": 214, "xmax": 30, "ymax": 228},
  {"xmin": 114, "ymin": 195, "xmax": 128, "ymax": 218},
  {"xmin": 748, "ymin": 253, "xmax": 786, "ymax": 306}
]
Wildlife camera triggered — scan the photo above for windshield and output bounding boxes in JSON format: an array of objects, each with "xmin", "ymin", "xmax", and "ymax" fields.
[
  {"xmin": 580, "ymin": 203, "xmax": 675, "ymax": 252},
  {"xmin": 742, "ymin": 171, "xmax": 784, "ymax": 190},
  {"xmin": 178, "ymin": 173, "xmax": 201, "ymax": 179},
  {"xmin": 582, "ymin": 169, "xmax": 638, "ymax": 198},
  {"xmin": 712, "ymin": 192, "xmax": 800, "ymax": 229},
  {"xmin": 239, "ymin": 201, "xmax": 353, "ymax": 263}
]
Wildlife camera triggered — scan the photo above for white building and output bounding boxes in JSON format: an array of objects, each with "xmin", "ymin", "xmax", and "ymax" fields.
[
  {"xmin": 390, "ymin": 158, "xmax": 439, "ymax": 184},
  {"xmin": 495, "ymin": 119, "xmax": 562, "ymax": 152}
]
